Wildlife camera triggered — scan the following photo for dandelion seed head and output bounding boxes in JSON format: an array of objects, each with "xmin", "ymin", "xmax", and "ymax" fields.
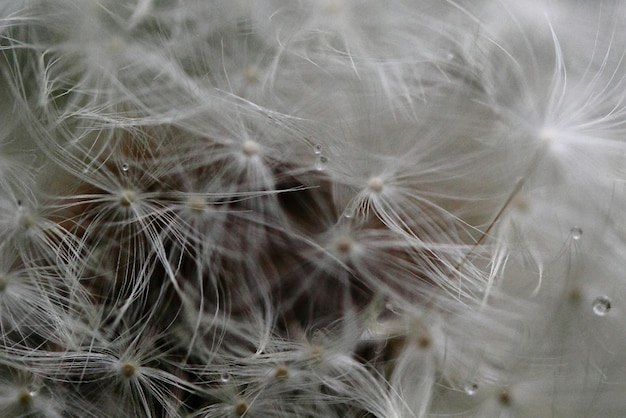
[
  {"xmin": 417, "ymin": 332, "xmax": 431, "ymax": 349},
  {"xmin": 18, "ymin": 210, "xmax": 36, "ymax": 230},
  {"xmin": 0, "ymin": 273, "xmax": 9, "ymax": 292},
  {"xmin": 568, "ymin": 287, "xmax": 582, "ymax": 304},
  {"xmin": 244, "ymin": 67, "xmax": 259, "ymax": 84},
  {"xmin": 241, "ymin": 140, "xmax": 261, "ymax": 157},
  {"xmin": 274, "ymin": 365, "xmax": 289, "ymax": 380},
  {"xmin": 367, "ymin": 176, "xmax": 384, "ymax": 193},
  {"xmin": 120, "ymin": 361, "xmax": 137, "ymax": 379},
  {"xmin": 17, "ymin": 387, "xmax": 34, "ymax": 405},
  {"xmin": 309, "ymin": 345, "xmax": 324, "ymax": 363},
  {"xmin": 334, "ymin": 234, "xmax": 353, "ymax": 255},
  {"xmin": 187, "ymin": 196, "xmax": 207, "ymax": 215},
  {"xmin": 498, "ymin": 388, "xmax": 511, "ymax": 406},
  {"xmin": 538, "ymin": 127, "xmax": 568, "ymax": 156},
  {"xmin": 233, "ymin": 399, "xmax": 249, "ymax": 416},
  {"xmin": 118, "ymin": 189, "xmax": 137, "ymax": 207}
]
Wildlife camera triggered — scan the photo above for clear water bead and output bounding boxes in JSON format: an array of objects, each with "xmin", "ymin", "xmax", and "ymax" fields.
[
  {"xmin": 464, "ymin": 382, "xmax": 478, "ymax": 396},
  {"xmin": 313, "ymin": 144, "xmax": 323, "ymax": 155},
  {"xmin": 121, "ymin": 163, "xmax": 130, "ymax": 172},
  {"xmin": 314, "ymin": 155, "xmax": 328, "ymax": 171},
  {"xmin": 220, "ymin": 372, "xmax": 230, "ymax": 382},
  {"xmin": 592, "ymin": 296, "xmax": 611, "ymax": 316},
  {"xmin": 570, "ymin": 227, "xmax": 582, "ymax": 240},
  {"xmin": 342, "ymin": 201, "xmax": 356, "ymax": 219}
]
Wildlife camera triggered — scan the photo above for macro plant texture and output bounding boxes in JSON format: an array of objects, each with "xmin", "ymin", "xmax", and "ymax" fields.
[{"xmin": 1, "ymin": 0, "xmax": 626, "ymax": 417}]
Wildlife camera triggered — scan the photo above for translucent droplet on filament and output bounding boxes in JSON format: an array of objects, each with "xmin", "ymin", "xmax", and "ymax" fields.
[
  {"xmin": 315, "ymin": 155, "xmax": 328, "ymax": 171},
  {"xmin": 464, "ymin": 382, "xmax": 478, "ymax": 396},
  {"xmin": 592, "ymin": 296, "xmax": 611, "ymax": 316},
  {"xmin": 570, "ymin": 227, "xmax": 582, "ymax": 240}
]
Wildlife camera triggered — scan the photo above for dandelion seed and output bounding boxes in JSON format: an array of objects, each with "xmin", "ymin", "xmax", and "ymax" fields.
[
  {"xmin": 17, "ymin": 387, "xmax": 34, "ymax": 405},
  {"xmin": 417, "ymin": 332, "xmax": 431, "ymax": 349},
  {"xmin": 241, "ymin": 140, "xmax": 261, "ymax": 157},
  {"xmin": 498, "ymin": 388, "xmax": 511, "ymax": 406},
  {"xmin": 274, "ymin": 365, "xmax": 289, "ymax": 380},
  {"xmin": 367, "ymin": 177, "xmax": 384, "ymax": 193},
  {"xmin": 186, "ymin": 195, "xmax": 207, "ymax": 214},
  {"xmin": 118, "ymin": 189, "xmax": 137, "ymax": 207},
  {"xmin": 568, "ymin": 287, "xmax": 582, "ymax": 304},
  {"xmin": 120, "ymin": 362, "xmax": 137, "ymax": 379},
  {"xmin": 334, "ymin": 235, "xmax": 353, "ymax": 255},
  {"xmin": 233, "ymin": 399, "xmax": 249, "ymax": 417}
]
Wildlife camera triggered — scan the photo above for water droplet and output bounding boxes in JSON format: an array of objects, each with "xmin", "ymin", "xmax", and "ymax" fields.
[
  {"xmin": 570, "ymin": 227, "xmax": 582, "ymax": 240},
  {"xmin": 314, "ymin": 155, "xmax": 328, "ymax": 171},
  {"xmin": 121, "ymin": 163, "xmax": 129, "ymax": 172},
  {"xmin": 464, "ymin": 382, "xmax": 479, "ymax": 395},
  {"xmin": 592, "ymin": 296, "xmax": 611, "ymax": 316},
  {"xmin": 220, "ymin": 372, "xmax": 230, "ymax": 382},
  {"xmin": 342, "ymin": 201, "xmax": 356, "ymax": 219},
  {"xmin": 313, "ymin": 144, "xmax": 322, "ymax": 155}
]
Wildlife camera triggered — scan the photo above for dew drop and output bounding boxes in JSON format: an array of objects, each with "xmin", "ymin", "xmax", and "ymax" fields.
[
  {"xmin": 121, "ymin": 163, "xmax": 129, "ymax": 172},
  {"xmin": 570, "ymin": 227, "xmax": 582, "ymax": 240},
  {"xmin": 592, "ymin": 296, "xmax": 611, "ymax": 316},
  {"xmin": 314, "ymin": 155, "xmax": 328, "ymax": 171},
  {"xmin": 342, "ymin": 201, "xmax": 356, "ymax": 219},
  {"xmin": 220, "ymin": 372, "xmax": 230, "ymax": 383},
  {"xmin": 464, "ymin": 382, "xmax": 479, "ymax": 396},
  {"xmin": 313, "ymin": 144, "xmax": 322, "ymax": 155}
]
